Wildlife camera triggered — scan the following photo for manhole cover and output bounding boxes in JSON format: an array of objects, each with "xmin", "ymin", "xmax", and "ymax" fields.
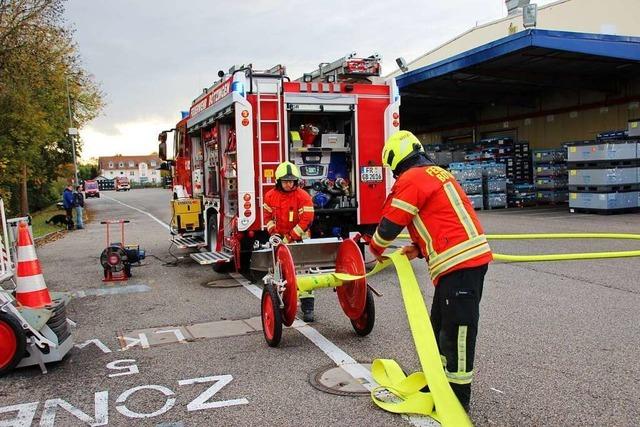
[
  {"xmin": 309, "ymin": 363, "xmax": 372, "ymax": 396},
  {"xmin": 201, "ymin": 278, "xmax": 241, "ymax": 288}
]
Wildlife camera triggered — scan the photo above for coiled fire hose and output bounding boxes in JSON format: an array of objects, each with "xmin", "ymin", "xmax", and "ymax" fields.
[
  {"xmin": 327, "ymin": 233, "xmax": 640, "ymax": 425},
  {"xmin": 333, "ymin": 252, "xmax": 472, "ymax": 426}
]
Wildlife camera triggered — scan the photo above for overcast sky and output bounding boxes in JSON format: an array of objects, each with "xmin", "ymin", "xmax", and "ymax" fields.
[{"xmin": 66, "ymin": 0, "xmax": 557, "ymax": 161}]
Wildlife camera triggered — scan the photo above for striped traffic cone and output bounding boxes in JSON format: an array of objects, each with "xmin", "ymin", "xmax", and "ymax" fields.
[{"xmin": 15, "ymin": 221, "xmax": 52, "ymax": 308}]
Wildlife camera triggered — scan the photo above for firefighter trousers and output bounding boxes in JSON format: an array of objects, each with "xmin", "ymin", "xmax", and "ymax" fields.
[{"xmin": 430, "ymin": 263, "xmax": 488, "ymax": 408}]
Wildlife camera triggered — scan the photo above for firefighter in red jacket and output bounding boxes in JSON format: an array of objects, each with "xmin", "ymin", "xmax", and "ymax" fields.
[
  {"xmin": 369, "ymin": 130, "xmax": 493, "ymax": 410},
  {"xmin": 263, "ymin": 161, "xmax": 316, "ymax": 321}
]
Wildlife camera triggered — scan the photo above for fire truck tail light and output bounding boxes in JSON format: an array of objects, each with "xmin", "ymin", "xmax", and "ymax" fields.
[
  {"xmin": 393, "ymin": 120, "xmax": 399, "ymax": 127},
  {"xmin": 243, "ymin": 210, "xmax": 252, "ymax": 217},
  {"xmin": 243, "ymin": 193, "xmax": 251, "ymax": 201},
  {"xmin": 393, "ymin": 112, "xmax": 399, "ymax": 119},
  {"xmin": 241, "ymin": 110, "xmax": 249, "ymax": 118},
  {"xmin": 243, "ymin": 202, "xmax": 251, "ymax": 209},
  {"xmin": 241, "ymin": 118, "xmax": 250, "ymax": 126}
]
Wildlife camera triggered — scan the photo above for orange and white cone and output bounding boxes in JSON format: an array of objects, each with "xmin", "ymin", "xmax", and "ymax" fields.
[{"xmin": 15, "ymin": 221, "xmax": 52, "ymax": 308}]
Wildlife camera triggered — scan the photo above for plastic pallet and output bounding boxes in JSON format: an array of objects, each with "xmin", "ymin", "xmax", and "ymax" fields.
[
  {"xmin": 567, "ymin": 159, "xmax": 638, "ymax": 169},
  {"xmin": 568, "ymin": 184, "xmax": 640, "ymax": 192},
  {"xmin": 570, "ymin": 207, "xmax": 640, "ymax": 215}
]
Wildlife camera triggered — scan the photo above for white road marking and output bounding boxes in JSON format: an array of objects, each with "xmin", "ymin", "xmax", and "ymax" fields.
[
  {"xmin": 177, "ymin": 375, "xmax": 249, "ymax": 411},
  {"xmin": 75, "ymin": 339, "xmax": 113, "ymax": 354},
  {"xmin": 110, "ymin": 194, "xmax": 439, "ymax": 427},
  {"xmin": 115, "ymin": 385, "xmax": 176, "ymax": 419},
  {"xmin": 103, "ymin": 197, "xmax": 171, "ymax": 231},
  {"xmin": 107, "ymin": 359, "xmax": 140, "ymax": 378}
]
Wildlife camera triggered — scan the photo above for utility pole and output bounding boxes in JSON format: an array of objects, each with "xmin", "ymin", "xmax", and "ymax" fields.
[{"xmin": 65, "ymin": 76, "xmax": 80, "ymax": 187}]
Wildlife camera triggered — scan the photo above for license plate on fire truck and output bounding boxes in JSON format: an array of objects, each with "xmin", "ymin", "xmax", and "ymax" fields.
[{"xmin": 360, "ymin": 166, "xmax": 383, "ymax": 183}]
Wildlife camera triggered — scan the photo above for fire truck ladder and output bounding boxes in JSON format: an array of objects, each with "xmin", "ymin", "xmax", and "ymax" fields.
[{"xmin": 256, "ymin": 78, "xmax": 283, "ymax": 227}]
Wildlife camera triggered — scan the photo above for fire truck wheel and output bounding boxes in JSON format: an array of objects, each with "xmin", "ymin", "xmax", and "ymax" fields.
[
  {"xmin": 261, "ymin": 284, "xmax": 283, "ymax": 347},
  {"xmin": 350, "ymin": 288, "xmax": 375, "ymax": 337},
  {"xmin": 0, "ymin": 311, "xmax": 26, "ymax": 376}
]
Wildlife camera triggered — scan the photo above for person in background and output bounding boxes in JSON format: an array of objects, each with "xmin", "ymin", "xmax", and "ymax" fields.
[
  {"xmin": 263, "ymin": 161, "xmax": 315, "ymax": 321},
  {"xmin": 73, "ymin": 185, "xmax": 85, "ymax": 230},
  {"xmin": 369, "ymin": 130, "xmax": 493, "ymax": 411},
  {"xmin": 62, "ymin": 184, "xmax": 75, "ymax": 230}
]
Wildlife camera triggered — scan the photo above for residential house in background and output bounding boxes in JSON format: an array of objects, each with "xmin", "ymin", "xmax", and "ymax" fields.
[{"xmin": 98, "ymin": 154, "xmax": 162, "ymax": 184}]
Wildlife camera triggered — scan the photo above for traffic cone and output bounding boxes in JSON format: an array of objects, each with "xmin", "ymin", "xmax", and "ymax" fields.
[{"xmin": 15, "ymin": 221, "xmax": 52, "ymax": 308}]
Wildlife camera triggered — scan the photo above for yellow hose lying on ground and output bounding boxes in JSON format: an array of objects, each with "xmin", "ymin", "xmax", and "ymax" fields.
[
  {"xmin": 321, "ymin": 232, "xmax": 640, "ymax": 423},
  {"xmin": 333, "ymin": 252, "xmax": 472, "ymax": 426},
  {"xmin": 396, "ymin": 233, "xmax": 640, "ymax": 262}
]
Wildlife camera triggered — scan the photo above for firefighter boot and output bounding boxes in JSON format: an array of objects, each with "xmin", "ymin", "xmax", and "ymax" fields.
[
  {"xmin": 300, "ymin": 297, "xmax": 315, "ymax": 322},
  {"xmin": 450, "ymin": 383, "xmax": 471, "ymax": 411}
]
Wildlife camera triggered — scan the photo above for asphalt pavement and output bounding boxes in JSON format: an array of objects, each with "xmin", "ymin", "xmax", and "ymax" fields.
[{"xmin": 1, "ymin": 188, "xmax": 639, "ymax": 426}]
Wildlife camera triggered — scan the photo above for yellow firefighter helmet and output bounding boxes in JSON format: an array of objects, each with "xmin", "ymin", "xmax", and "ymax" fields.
[{"xmin": 382, "ymin": 130, "xmax": 425, "ymax": 171}]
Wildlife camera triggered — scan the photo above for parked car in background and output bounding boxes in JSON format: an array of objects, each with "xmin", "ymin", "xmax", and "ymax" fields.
[
  {"xmin": 115, "ymin": 176, "xmax": 131, "ymax": 191},
  {"xmin": 84, "ymin": 180, "xmax": 100, "ymax": 198}
]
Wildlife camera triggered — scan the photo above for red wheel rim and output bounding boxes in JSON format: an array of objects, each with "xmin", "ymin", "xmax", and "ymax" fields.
[
  {"xmin": 336, "ymin": 239, "xmax": 367, "ymax": 320},
  {"xmin": 0, "ymin": 320, "xmax": 17, "ymax": 368},
  {"xmin": 262, "ymin": 292, "xmax": 275, "ymax": 341},
  {"xmin": 277, "ymin": 245, "xmax": 298, "ymax": 327}
]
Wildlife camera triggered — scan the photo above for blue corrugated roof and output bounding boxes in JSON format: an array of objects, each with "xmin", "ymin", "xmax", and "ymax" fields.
[{"xmin": 396, "ymin": 29, "xmax": 640, "ymax": 90}]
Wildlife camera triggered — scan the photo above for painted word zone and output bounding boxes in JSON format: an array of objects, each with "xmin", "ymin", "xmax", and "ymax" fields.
[{"xmin": 0, "ymin": 360, "xmax": 248, "ymax": 426}]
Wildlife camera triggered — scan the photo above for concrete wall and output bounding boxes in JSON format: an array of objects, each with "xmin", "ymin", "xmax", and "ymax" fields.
[{"xmin": 389, "ymin": 0, "xmax": 640, "ymax": 78}]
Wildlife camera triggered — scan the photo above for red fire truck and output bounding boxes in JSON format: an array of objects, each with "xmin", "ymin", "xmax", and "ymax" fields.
[{"xmin": 159, "ymin": 53, "xmax": 400, "ymax": 272}]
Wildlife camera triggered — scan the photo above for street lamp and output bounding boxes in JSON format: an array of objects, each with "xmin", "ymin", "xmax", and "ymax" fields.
[{"xmin": 65, "ymin": 76, "xmax": 80, "ymax": 187}]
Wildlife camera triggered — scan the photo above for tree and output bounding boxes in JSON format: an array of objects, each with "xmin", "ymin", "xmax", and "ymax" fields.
[
  {"xmin": 0, "ymin": 0, "xmax": 104, "ymax": 214},
  {"xmin": 78, "ymin": 161, "xmax": 98, "ymax": 181}
]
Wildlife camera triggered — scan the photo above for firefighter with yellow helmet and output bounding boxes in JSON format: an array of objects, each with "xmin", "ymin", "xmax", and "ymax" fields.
[
  {"xmin": 263, "ymin": 161, "xmax": 316, "ymax": 321},
  {"xmin": 370, "ymin": 130, "xmax": 493, "ymax": 410}
]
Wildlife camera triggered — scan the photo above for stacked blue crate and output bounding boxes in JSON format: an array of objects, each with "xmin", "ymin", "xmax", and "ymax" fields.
[
  {"xmin": 449, "ymin": 162, "xmax": 484, "ymax": 210},
  {"xmin": 567, "ymin": 136, "xmax": 639, "ymax": 214},
  {"xmin": 483, "ymin": 163, "xmax": 507, "ymax": 209},
  {"xmin": 533, "ymin": 148, "xmax": 568, "ymax": 203}
]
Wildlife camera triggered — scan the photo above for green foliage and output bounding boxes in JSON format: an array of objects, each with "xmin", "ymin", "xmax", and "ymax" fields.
[
  {"xmin": 0, "ymin": 0, "xmax": 104, "ymax": 215},
  {"xmin": 78, "ymin": 162, "xmax": 98, "ymax": 180},
  {"xmin": 30, "ymin": 202, "xmax": 66, "ymax": 238}
]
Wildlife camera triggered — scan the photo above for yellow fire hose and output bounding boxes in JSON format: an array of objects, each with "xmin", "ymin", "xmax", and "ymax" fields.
[
  {"xmin": 292, "ymin": 232, "xmax": 640, "ymax": 425},
  {"xmin": 325, "ymin": 253, "xmax": 472, "ymax": 426},
  {"xmin": 397, "ymin": 233, "xmax": 640, "ymax": 262}
]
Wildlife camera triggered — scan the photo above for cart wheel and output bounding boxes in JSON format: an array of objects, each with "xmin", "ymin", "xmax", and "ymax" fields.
[
  {"xmin": 0, "ymin": 312, "xmax": 26, "ymax": 376},
  {"xmin": 261, "ymin": 284, "xmax": 283, "ymax": 347},
  {"xmin": 124, "ymin": 264, "xmax": 132, "ymax": 278},
  {"xmin": 351, "ymin": 288, "xmax": 375, "ymax": 337}
]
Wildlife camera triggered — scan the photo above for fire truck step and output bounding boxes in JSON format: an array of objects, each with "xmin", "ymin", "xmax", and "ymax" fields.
[
  {"xmin": 190, "ymin": 251, "xmax": 233, "ymax": 265},
  {"xmin": 171, "ymin": 236, "xmax": 206, "ymax": 249}
]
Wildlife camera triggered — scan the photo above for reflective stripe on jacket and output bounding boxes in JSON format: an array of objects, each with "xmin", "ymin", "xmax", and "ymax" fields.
[
  {"xmin": 263, "ymin": 187, "xmax": 314, "ymax": 241},
  {"xmin": 370, "ymin": 165, "xmax": 492, "ymax": 285}
]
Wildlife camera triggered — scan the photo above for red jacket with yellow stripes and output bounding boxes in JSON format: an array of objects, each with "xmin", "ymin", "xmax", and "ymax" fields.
[
  {"xmin": 370, "ymin": 165, "xmax": 492, "ymax": 285},
  {"xmin": 263, "ymin": 187, "xmax": 314, "ymax": 241}
]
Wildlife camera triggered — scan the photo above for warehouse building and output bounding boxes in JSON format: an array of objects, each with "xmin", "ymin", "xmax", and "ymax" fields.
[{"xmin": 392, "ymin": 0, "xmax": 640, "ymax": 212}]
